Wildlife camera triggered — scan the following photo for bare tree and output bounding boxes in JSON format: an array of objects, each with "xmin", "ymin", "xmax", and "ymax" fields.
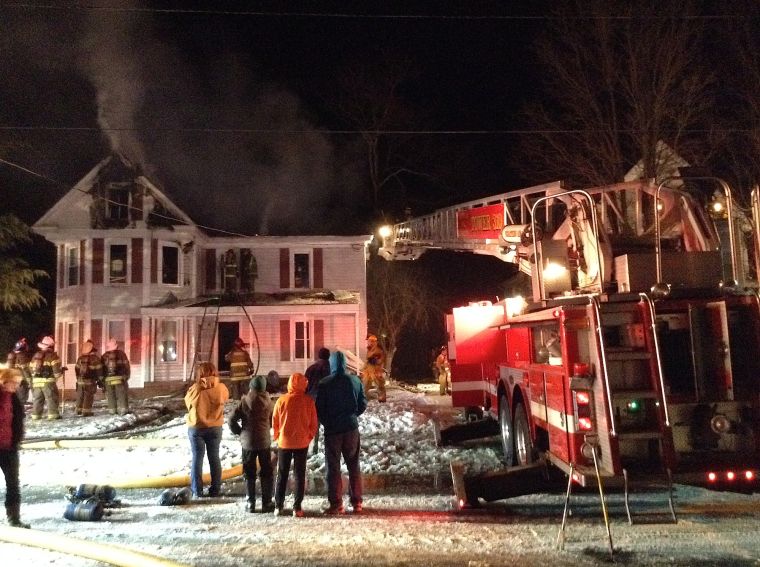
[
  {"xmin": 366, "ymin": 255, "xmax": 434, "ymax": 376},
  {"xmin": 513, "ymin": 0, "xmax": 715, "ymax": 187},
  {"xmin": 327, "ymin": 50, "xmax": 445, "ymax": 214},
  {"xmin": 713, "ymin": 0, "xmax": 760, "ymax": 199}
]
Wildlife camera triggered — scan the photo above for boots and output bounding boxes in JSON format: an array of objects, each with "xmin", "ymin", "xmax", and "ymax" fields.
[
  {"xmin": 245, "ymin": 476, "xmax": 256, "ymax": 513},
  {"xmin": 260, "ymin": 474, "xmax": 274, "ymax": 513},
  {"xmin": 6, "ymin": 503, "xmax": 30, "ymax": 529}
]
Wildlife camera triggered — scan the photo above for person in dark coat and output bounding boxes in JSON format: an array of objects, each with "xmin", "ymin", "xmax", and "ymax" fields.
[
  {"xmin": 305, "ymin": 347, "xmax": 331, "ymax": 454},
  {"xmin": 316, "ymin": 350, "xmax": 367, "ymax": 515},
  {"xmin": 228, "ymin": 375, "xmax": 275, "ymax": 513},
  {"xmin": 6, "ymin": 338, "xmax": 31, "ymax": 405},
  {"xmin": 0, "ymin": 369, "xmax": 30, "ymax": 528},
  {"xmin": 305, "ymin": 347, "xmax": 331, "ymax": 398},
  {"xmin": 102, "ymin": 338, "xmax": 130, "ymax": 415}
]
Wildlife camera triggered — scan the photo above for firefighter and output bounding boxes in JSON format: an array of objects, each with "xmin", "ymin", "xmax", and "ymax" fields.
[
  {"xmin": 434, "ymin": 346, "xmax": 451, "ymax": 396},
  {"xmin": 361, "ymin": 334, "xmax": 386, "ymax": 403},
  {"xmin": 225, "ymin": 337, "xmax": 254, "ymax": 400},
  {"xmin": 102, "ymin": 338, "xmax": 130, "ymax": 415},
  {"xmin": 30, "ymin": 335, "xmax": 63, "ymax": 420},
  {"xmin": 74, "ymin": 340, "xmax": 104, "ymax": 417},
  {"xmin": 6, "ymin": 338, "xmax": 31, "ymax": 405}
]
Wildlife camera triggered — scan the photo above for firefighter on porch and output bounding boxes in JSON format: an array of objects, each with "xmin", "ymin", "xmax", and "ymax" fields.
[
  {"xmin": 30, "ymin": 335, "xmax": 63, "ymax": 420},
  {"xmin": 75, "ymin": 340, "xmax": 104, "ymax": 417},
  {"xmin": 102, "ymin": 338, "xmax": 131, "ymax": 415},
  {"xmin": 361, "ymin": 334, "xmax": 387, "ymax": 403},
  {"xmin": 225, "ymin": 337, "xmax": 254, "ymax": 400},
  {"xmin": 6, "ymin": 338, "xmax": 31, "ymax": 405}
]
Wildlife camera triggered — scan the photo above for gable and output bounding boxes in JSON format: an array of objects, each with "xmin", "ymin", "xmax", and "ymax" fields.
[{"xmin": 33, "ymin": 153, "xmax": 195, "ymax": 233}]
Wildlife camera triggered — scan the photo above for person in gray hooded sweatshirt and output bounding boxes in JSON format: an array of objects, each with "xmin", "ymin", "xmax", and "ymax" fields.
[
  {"xmin": 315, "ymin": 350, "xmax": 367, "ymax": 515},
  {"xmin": 227, "ymin": 375, "xmax": 275, "ymax": 513}
]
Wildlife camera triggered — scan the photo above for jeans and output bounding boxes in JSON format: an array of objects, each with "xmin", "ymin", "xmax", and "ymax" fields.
[
  {"xmin": 275, "ymin": 447, "xmax": 308, "ymax": 510},
  {"xmin": 324, "ymin": 428, "xmax": 362, "ymax": 507},
  {"xmin": 0, "ymin": 450, "xmax": 20, "ymax": 508},
  {"xmin": 188, "ymin": 426, "xmax": 223, "ymax": 497}
]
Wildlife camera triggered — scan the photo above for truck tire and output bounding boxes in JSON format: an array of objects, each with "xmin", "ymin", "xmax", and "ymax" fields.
[
  {"xmin": 514, "ymin": 402, "xmax": 535, "ymax": 466},
  {"xmin": 499, "ymin": 394, "xmax": 515, "ymax": 466}
]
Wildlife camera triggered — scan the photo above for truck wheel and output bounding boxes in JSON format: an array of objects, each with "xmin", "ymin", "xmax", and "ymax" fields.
[
  {"xmin": 514, "ymin": 403, "xmax": 535, "ymax": 466},
  {"xmin": 499, "ymin": 394, "xmax": 515, "ymax": 466}
]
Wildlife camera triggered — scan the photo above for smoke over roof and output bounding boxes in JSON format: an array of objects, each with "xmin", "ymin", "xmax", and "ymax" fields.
[{"xmin": 74, "ymin": 0, "xmax": 364, "ymax": 236}]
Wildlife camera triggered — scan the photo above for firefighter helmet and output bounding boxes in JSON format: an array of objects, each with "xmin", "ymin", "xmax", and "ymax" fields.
[
  {"xmin": 38, "ymin": 335, "xmax": 55, "ymax": 350},
  {"xmin": 367, "ymin": 334, "xmax": 378, "ymax": 343},
  {"xmin": 234, "ymin": 337, "xmax": 245, "ymax": 348},
  {"xmin": 13, "ymin": 338, "xmax": 28, "ymax": 353}
]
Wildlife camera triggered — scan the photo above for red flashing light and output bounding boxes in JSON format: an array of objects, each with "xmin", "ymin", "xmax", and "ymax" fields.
[
  {"xmin": 575, "ymin": 391, "xmax": 591, "ymax": 405},
  {"xmin": 578, "ymin": 417, "xmax": 593, "ymax": 431},
  {"xmin": 707, "ymin": 472, "xmax": 717, "ymax": 482},
  {"xmin": 745, "ymin": 470, "xmax": 755, "ymax": 481},
  {"xmin": 458, "ymin": 499, "xmax": 465, "ymax": 509},
  {"xmin": 552, "ymin": 309, "xmax": 560, "ymax": 318},
  {"xmin": 726, "ymin": 471, "xmax": 736, "ymax": 481}
]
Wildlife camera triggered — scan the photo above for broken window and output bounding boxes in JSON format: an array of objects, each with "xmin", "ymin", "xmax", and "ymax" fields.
[
  {"xmin": 294, "ymin": 253, "xmax": 310, "ymax": 289},
  {"xmin": 109, "ymin": 244, "xmax": 128, "ymax": 284},
  {"xmin": 67, "ymin": 246, "xmax": 79, "ymax": 287},
  {"xmin": 161, "ymin": 244, "xmax": 180, "ymax": 285},
  {"xmin": 107, "ymin": 184, "xmax": 131, "ymax": 223}
]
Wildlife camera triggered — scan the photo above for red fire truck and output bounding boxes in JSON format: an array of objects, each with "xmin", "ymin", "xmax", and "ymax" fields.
[{"xmin": 379, "ymin": 179, "xmax": 760, "ymax": 501}]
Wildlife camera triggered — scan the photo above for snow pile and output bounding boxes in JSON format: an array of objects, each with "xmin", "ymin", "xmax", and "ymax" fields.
[{"xmin": 20, "ymin": 385, "xmax": 503, "ymax": 488}]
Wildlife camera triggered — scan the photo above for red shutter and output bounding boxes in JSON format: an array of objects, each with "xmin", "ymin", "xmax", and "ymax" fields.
[
  {"xmin": 280, "ymin": 320, "xmax": 290, "ymax": 361},
  {"xmin": 92, "ymin": 239, "xmax": 104, "ymax": 284},
  {"xmin": 79, "ymin": 240, "xmax": 85, "ymax": 285},
  {"xmin": 131, "ymin": 238, "xmax": 143, "ymax": 284},
  {"xmin": 57, "ymin": 322, "xmax": 63, "ymax": 348},
  {"xmin": 150, "ymin": 239, "xmax": 158, "ymax": 284},
  {"xmin": 205, "ymin": 249, "xmax": 217, "ymax": 290},
  {"xmin": 314, "ymin": 319, "xmax": 324, "ymax": 352},
  {"xmin": 58, "ymin": 244, "xmax": 64, "ymax": 289},
  {"xmin": 130, "ymin": 318, "xmax": 142, "ymax": 364},
  {"xmin": 91, "ymin": 319, "xmax": 102, "ymax": 352},
  {"xmin": 279, "ymin": 248, "xmax": 290, "ymax": 289},
  {"xmin": 313, "ymin": 248, "xmax": 323, "ymax": 288},
  {"xmin": 78, "ymin": 320, "xmax": 84, "ymax": 353}
]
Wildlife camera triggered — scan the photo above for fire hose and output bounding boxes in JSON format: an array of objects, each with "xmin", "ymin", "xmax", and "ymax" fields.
[{"xmin": 0, "ymin": 525, "xmax": 190, "ymax": 567}]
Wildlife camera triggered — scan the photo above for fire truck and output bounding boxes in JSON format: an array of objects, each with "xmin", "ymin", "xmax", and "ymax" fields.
[{"xmin": 379, "ymin": 179, "xmax": 760, "ymax": 502}]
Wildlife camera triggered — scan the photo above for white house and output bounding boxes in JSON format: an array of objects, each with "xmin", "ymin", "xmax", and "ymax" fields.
[{"xmin": 33, "ymin": 153, "xmax": 371, "ymax": 388}]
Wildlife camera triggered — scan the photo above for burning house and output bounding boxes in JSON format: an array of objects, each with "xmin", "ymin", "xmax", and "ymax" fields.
[{"xmin": 33, "ymin": 153, "xmax": 371, "ymax": 388}]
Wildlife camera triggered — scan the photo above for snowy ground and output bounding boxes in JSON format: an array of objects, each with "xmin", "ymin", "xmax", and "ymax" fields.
[{"xmin": 2, "ymin": 383, "xmax": 760, "ymax": 566}]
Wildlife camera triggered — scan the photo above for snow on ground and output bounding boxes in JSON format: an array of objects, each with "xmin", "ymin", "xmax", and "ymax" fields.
[{"xmin": 4, "ymin": 383, "xmax": 760, "ymax": 566}]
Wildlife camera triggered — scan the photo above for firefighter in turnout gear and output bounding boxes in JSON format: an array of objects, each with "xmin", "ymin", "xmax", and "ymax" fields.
[
  {"xmin": 434, "ymin": 346, "xmax": 451, "ymax": 396},
  {"xmin": 361, "ymin": 334, "xmax": 387, "ymax": 402},
  {"xmin": 102, "ymin": 338, "xmax": 130, "ymax": 415},
  {"xmin": 6, "ymin": 338, "xmax": 31, "ymax": 405},
  {"xmin": 30, "ymin": 335, "xmax": 63, "ymax": 420},
  {"xmin": 74, "ymin": 340, "xmax": 103, "ymax": 417},
  {"xmin": 225, "ymin": 337, "xmax": 254, "ymax": 400}
]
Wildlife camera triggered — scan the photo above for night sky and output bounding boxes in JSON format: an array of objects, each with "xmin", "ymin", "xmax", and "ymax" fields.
[{"xmin": 0, "ymin": 1, "xmax": 548, "ymax": 234}]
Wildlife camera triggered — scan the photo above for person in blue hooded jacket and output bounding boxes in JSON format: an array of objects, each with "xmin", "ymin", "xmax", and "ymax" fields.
[{"xmin": 315, "ymin": 350, "xmax": 367, "ymax": 515}]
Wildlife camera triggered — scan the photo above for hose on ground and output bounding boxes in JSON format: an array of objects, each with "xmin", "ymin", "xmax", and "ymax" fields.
[{"xmin": 0, "ymin": 525, "xmax": 190, "ymax": 567}]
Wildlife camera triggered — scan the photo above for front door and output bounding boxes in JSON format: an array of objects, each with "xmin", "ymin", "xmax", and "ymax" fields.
[{"xmin": 217, "ymin": 322, "xmax": 240, "ymax": 373}]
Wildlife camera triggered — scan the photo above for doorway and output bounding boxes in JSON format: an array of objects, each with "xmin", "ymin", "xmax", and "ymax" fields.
[{"xmin": 217, "ymin": 322, "xmax": 240, "ymax": 373}]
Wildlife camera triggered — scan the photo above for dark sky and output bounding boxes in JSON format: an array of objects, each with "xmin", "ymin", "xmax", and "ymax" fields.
[{"xmin": 0, "ymin": 1, "xmax": 548, "ymax": 234}]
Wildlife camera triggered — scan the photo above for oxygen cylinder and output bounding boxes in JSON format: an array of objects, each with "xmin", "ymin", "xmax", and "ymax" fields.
[
  {"xmin": 72, "ymin": 483, "xmax": 116, "ymax": 503},
  {"xmin": 64, "ymin": 498, "xmax": 104, "ymax": 521}
]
